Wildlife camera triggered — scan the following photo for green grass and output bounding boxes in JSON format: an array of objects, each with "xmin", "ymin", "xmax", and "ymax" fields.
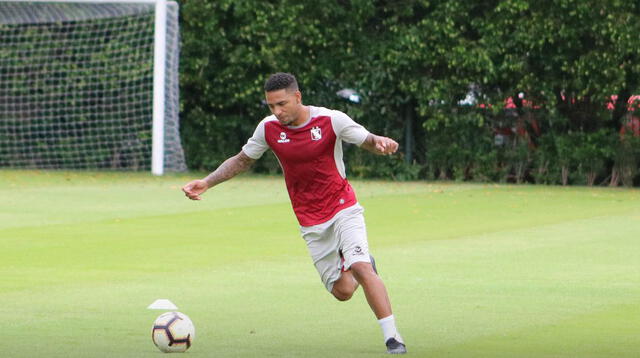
[{"xmin": 1, "ymin": 170, "xmax": 639, "ymax": 357}]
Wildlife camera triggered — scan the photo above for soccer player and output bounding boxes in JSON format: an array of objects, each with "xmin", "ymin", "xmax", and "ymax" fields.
[{"xmin": 182, "ymin": 72, "xmax": 407, "ymax": 354}]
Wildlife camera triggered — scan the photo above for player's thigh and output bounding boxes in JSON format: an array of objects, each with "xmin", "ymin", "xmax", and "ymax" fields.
[
  {"xmin": 335, "ymin": 207, "xmax": 371, "ymax": 269},
  {"xmin": 301, "ymin": 224, "xmax": 342, "ymax": 292}
]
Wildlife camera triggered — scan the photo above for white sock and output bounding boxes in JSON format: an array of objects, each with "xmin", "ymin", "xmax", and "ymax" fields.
[{"xmin": 377, "ymin": 315, "xmax": 403, "ymax": 343}]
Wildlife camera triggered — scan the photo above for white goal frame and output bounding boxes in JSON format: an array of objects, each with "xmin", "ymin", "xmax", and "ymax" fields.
[{"xmin": 2, "ymin": 0, "xmax": 175, "ymax": 175}]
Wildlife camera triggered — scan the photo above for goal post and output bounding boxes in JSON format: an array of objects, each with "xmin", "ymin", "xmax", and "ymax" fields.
[
  {"xmin": 152, "ymin": 0, "xmax": 166, "ymax": 176},
  {"xmin": 0, "ymin": 0, "xmax": 186, "ymax": 174}
]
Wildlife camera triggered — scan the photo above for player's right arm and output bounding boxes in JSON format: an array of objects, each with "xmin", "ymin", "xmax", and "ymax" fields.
[
  {"xmin": 182, "ymin": 151, "xmax": 256, "ymax": 201},
  {"xmin": 183, "ymin": 118, "xmax": 268, "ymax": 201}
]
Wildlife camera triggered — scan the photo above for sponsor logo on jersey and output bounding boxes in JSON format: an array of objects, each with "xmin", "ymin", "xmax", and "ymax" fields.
[
  {"xmin": 277, "ymin": 132, "xmax": 290, "ymax": 143},
  {"xmin": 310, "ymin": 126, "xmax": 322, "ymax": 141}
]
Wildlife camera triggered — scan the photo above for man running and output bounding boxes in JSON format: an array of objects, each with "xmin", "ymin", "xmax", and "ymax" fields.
[{"xmin": 182, "ymin": 72, "xmax": 407, "ymax": 354}]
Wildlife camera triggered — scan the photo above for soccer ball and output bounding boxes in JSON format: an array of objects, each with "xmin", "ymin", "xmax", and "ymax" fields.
[{"xmin": 151, "ymin": 311, "xmax": 195, "ymax": 353}]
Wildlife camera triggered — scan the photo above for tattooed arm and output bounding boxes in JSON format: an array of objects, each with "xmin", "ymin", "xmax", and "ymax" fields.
[{"xmin": 182, "ymin": 151, "xmax": 256, "ymax": 200}]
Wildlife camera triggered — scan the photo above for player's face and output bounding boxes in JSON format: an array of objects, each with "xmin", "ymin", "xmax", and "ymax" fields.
[{"xmin": 265, "ymin": 89, "xmax": 303, "ymax": 126}]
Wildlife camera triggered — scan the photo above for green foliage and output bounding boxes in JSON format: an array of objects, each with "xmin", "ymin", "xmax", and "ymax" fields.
[
  {"xmin": 178, "ymin": 0, "xmax": 640, "ymax": 186},
  {"xmin": 502, "ymin": 137, "xmax": 531, "ymax": 184},
  {"xmin": 613, "ymin": 135, "xmax": 640, "ymax": 187},
  {"xmin": 531, "ymin": 134, "xmax": 560, "ymax": 185},
  {"xmin": 572, "ymin": 129, "xmax": 616, "ymax": 186},
  {"xmin": 554, "ymin": 133, "xmax": 575, "ymax": 185},
  {"xmin": 424, "ymin": 110, "xmax": 496, "ymax": 181}
]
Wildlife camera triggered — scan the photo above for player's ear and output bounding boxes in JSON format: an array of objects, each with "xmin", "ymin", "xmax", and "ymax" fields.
[{"xmin": 295, "ymin": 90, "xmax": 302, "ymax": 104}]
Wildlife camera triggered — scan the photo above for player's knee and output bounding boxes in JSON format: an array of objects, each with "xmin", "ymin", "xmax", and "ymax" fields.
[
  {"xmin": 332, "ymin": 289, "xmax": 353, "ymax": 301},
  {"xmin": 331, "ymin": 282, "xmax": 355, "ymax": 301},
  {"xmin": 350, "ymin": 262, "xmax": 376, "ymax": 281}
]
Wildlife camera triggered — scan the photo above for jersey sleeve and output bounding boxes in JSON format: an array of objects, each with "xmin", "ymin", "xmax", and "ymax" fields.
[
  {"xmin": 331, "ymin": 110, "xmax": 370, "ymax": 146},
  {"xmin": 241, "ymin": 119, "xmax": 269, "ymax": 159}
]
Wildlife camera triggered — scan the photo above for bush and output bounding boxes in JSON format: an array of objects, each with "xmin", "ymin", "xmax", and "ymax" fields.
[
  {"xmin": 424, "ymin": 111, "xmax": 496, "ymax": 181},
  {"xmin": 572, "ymin": 129, "xmax": 616, "ymax": 186},
  {"xmin": 612, "ymin": 135, "xmax": 640, "ymax": 187}
]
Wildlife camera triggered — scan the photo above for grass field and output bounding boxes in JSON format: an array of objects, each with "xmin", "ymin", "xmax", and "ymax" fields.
[{"xmin": 1, "ymin": 170, "xmax": 639, "ymax": 357}]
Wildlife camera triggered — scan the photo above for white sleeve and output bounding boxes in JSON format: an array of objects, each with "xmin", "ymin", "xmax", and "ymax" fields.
[
  {"xmin": 241, "ymin": 120, "xmax": 269, "ymax": 159},
  {"xmin": 331, "ymin": 110, "xmax": 370, "ymax": 146}
]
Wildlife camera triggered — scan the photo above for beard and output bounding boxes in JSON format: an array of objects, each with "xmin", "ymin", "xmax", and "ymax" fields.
[{"xmin": 277, "ymin": 114, "xmax": 295, "ymax": 126}]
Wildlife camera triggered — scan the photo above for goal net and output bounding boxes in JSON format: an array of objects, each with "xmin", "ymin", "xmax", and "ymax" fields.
[{"xmin": 0, "ymin": 0, "xmax": 186, "ymax": 173}]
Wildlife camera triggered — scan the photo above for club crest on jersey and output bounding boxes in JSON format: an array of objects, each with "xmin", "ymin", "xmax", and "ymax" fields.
[
  {"xmin": 310, "ymin": 126, "xmax": 322, "ymax": 141},
  {"xmin": 277, "ymin": 132, "xmax": 290, "ymax": 143}
]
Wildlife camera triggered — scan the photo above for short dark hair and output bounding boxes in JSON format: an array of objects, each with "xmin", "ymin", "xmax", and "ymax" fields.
[{"xmin": 264, "ymin": 72, "xmax": 299, "ymax": 92}]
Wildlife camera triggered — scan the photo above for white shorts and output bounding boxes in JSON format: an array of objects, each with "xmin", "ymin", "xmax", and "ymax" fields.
[{"xmin": 300, "ymin": 203, "xmax": 371, "ymax": 292}]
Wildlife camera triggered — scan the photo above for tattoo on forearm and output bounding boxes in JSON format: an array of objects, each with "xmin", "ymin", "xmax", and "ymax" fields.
[{"xmin": 204, "ymin": 153, "xmax": 255, "ymax": 187}]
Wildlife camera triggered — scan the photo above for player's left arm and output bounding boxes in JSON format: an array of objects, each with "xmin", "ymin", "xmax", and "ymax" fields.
[
  {"xmin": 359, "ymin": 133, "xmax": 398, "ymax": 155},
  {"xmin": 331, "ymin": 111, "xmax": 398, "ymax": 156}
]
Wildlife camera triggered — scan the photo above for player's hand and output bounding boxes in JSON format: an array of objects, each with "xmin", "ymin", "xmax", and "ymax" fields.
[
  {"xmin": 374, "ymin": 136, "xmax": 399, "ymax": 155},
  {"xmin": 181, "ymin": 179, "xmax": 209, "ymax": 201}
]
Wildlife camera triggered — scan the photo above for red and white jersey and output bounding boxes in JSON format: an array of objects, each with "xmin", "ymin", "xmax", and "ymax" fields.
[{"xmin": 242, "ymin": 106, "xmax": 369, "ymax": 226}]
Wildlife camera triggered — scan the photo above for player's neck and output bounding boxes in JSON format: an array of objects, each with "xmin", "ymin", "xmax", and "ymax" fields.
[{"xmin": 290, "ymin": 105, "xmax": 310, "ymax": 127}]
